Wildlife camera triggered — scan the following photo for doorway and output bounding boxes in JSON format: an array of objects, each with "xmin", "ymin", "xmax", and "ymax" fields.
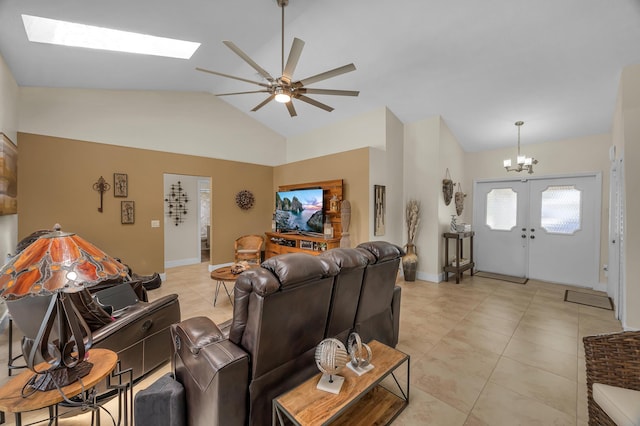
[
  {"xmin": 473, "ymin": 174, "xmax": 601, "ymax": 287},
  {"xmin": 199, "ymin": 179, "xmax": 211, "ymax": 263}
]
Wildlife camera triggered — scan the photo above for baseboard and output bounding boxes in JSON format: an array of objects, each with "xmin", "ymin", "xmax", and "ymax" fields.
[
  {"xmin": 208, "ymin": 262, "xmax": 233, "ymax": 272},
  {"xmin": 399, "ymin": 269, "xmax": 439, "ymax": 283},
  {"xmin": 159, "ymin": 272, "xmax": 167, "ymax": 282},
  {"xmin": 165, "ymin": 257, "xmax": 201, "ymax": 269}
]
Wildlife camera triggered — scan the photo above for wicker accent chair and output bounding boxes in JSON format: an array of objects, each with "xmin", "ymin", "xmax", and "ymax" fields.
[
  {"xmin": 583, "ymin": 331, "xmax": 640, "ymax": 425},
  {"xmin": 234, "ymin": 234, "xmax": 264, "ymax": 265}
]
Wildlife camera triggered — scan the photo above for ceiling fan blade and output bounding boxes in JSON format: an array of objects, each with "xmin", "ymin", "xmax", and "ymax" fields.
[
  {"xmin": 295, "ymin": 95, "xmax": 334, "ymax": 112},
  {"xmin": 196, "ymin": 67, "xmax": 271, "ymax": 88},
  {"xmin": 298, "ymin": 88, "xmax": 359, "ymax": 97},
  {"xmin": 285, "ymin": 101, "xmax": 297, "ymax": 117},
  {"xmin": 223, "ymin": 40, "xmax": 275, "ymax": 82},
  {"xmin": 251, "ymin": 95, "xmax": 275, "ymax": 112},
  {"xmin": 282, "ymin": 38, "xmax": 305, "ymax": 84},
  {"xmin": 216, "ymin": 90, "xmax": 270, "ymax": 96},
  {"xmin": 295, "ymin": 63, "xmax": 356, "ymax": 87}
]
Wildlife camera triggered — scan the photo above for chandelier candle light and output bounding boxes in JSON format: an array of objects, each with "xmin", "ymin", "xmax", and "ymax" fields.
[{"xmin": 503, "ymin": 121, "xmax": 538, "ymax": 174}]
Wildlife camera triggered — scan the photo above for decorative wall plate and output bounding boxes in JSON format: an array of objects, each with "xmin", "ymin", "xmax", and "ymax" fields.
[{"xmin": 235, "ymin": 190, "xmax": 255, "ymax": 210}]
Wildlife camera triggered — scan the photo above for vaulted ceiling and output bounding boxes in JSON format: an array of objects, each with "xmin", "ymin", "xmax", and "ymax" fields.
[{"xmin": 1, "ymin": 0, "xmax": 639, "ymax": 152}]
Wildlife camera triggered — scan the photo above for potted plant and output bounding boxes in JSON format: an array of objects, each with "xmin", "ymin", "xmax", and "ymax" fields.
[{"xmin": 403, "ymin": 199, "xmax": 420, "ymax": 281}]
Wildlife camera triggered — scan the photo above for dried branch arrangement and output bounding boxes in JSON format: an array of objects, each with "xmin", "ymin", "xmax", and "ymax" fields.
[{"xmin": 406, "ymin": 199, "xmax": 420, "ymax": 245}]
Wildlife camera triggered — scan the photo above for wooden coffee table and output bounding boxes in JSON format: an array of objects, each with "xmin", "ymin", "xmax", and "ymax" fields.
[
  {"xmin": 0, "ymin": 348, "xmax": 118, "ymax": 426},
  {"xmin": 272, "ymin": 340, "xmax": 410, "ymax": 425},
  {"xmin": 210, "ymin": 266, "xmax": 254, "ymax": 306}
]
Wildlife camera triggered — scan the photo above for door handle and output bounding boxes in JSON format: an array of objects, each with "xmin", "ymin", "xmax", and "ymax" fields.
[
  {"xmin": 530, "ymin": 235, "xmax": 535, "ymax": 239},
  {"xmin": 522, "ymin": 234, "xmax": 527, "ymax": 238}
]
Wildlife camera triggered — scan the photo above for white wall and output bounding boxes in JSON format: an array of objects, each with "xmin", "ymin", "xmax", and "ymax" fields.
[
  {"xmin": 465, "ymin": 133, "xmax": 611, "ymax": 285},
  {"xmin": 286, "ymin": 107, "xmax": 387, "ymax": 163},
  {"xmin": 403, "ymin": 116, "xmax": 441, "ymax": 281},
  {"xmin": 617, "ymin": 64, "xmax": 640, "ymax": 330},
  {"xmin": 18, "ymin": 88, "xmax": 287, "ymax": 167},
  {"xmin": 368, "ymin": 108, "xmax": 404, "ymax": 245},
  {"xmin": 0, "ymin": 54, "xmax": 19, "ymax": 262},
  {"xmin": 164, "ymin": 174, "xmax": 202, "ymax": 268}
]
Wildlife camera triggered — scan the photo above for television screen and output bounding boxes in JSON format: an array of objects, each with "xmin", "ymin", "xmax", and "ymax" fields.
[{"xmin": 275, "ymin": 188, "xmax": 324, "ymax": 233}]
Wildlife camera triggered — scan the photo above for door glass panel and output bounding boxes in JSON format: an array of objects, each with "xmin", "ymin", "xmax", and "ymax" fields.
[
  {"xmin": 486, "ymin": 188, "xmax": 517, "ymax": 230},
  {"xmin": 540, "ymin": 185, "xmax": 581, "ymax": 234}
]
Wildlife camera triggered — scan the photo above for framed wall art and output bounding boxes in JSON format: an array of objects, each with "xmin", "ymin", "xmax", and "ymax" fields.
[
  {"xmin": 374, "ymin": 185, "xmax": 386, "ymax": 236},
  {"xmin": 0, "ymin": 133, "xmax": 18, "ymax": 215},
  {"xmin": 121, "ymin": 201, "xmax": 135, "ymax": 224},
  {"xmin": 114, "ymin": 173, "xmax": 128, "ymax": 197}
]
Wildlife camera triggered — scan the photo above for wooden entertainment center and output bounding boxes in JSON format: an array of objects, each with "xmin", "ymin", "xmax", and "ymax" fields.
[{"xmin": 265, "ymin": 179, "xmax": 343, "ymax": 259}]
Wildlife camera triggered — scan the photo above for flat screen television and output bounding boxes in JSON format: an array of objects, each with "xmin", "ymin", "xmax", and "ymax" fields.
[{"xmin": 275, "ymin": 188, "xmax": 324, "ymax": 233}]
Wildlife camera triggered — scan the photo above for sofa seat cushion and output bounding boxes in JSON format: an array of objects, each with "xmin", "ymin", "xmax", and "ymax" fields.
[{"xmin": 593, "ymin": 383, "xmax": 640, "ymax": 426}]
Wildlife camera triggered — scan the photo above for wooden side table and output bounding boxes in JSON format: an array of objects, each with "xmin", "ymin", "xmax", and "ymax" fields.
[
  {"xmin": 0, "ymin": 348, "xmax": 119, "ymax": 426},
  {"xmin": 443, "ymin": 231, "xmax": 475, "ymax": 283},
  {"xmin": 273, "ymin": 340, "xmax": 409, "ymax": 425}
]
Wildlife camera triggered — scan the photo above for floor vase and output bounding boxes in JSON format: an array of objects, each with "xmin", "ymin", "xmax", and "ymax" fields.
[{"xmin": 402, "ymin": 243, "xmax": 418, "ymax": 282}]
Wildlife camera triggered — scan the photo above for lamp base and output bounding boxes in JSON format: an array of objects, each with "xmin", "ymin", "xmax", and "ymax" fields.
[{"xmin": 29, "ymin": 361, "xmax": 94, "ymax": 392}]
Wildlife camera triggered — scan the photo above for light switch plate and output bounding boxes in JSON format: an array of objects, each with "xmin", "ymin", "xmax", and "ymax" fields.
[{"xmin": 151, "ymin": 220, "xmax": 160, "ymax": 228}]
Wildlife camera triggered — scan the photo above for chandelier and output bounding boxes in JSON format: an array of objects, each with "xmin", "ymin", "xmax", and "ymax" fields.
[{"xmin": 503, "ymin": 121, "xmax": 538, "ymax": 174}]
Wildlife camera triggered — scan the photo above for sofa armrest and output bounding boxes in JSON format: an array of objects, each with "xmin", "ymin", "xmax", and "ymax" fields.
[
  {"xmin": 91, "ymin": 294, "xmax": 179, "ymax": 341},
  {"xmin": 171, "ymin": 317, "xmax": 249, "ymax": 426},
  {"xmin": 392, "ymin": 285, "xmax": 401, "ymax": 348}
]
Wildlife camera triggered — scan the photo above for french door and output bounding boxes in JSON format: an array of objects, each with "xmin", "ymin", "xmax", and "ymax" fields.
[{"xmin": 473, "ymin": 174, "xmax": 601, "ymax": 287}]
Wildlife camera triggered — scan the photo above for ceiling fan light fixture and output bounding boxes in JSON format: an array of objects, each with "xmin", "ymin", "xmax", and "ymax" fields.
[{"xmin": 274, "ymin": 87, "xmax": 291, "ymax": 103}]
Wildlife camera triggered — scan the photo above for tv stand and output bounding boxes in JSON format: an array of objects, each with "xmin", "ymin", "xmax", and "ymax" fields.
[{"xmin": 265, "ymin": 232, "xmax": 340, "ymax": 259}]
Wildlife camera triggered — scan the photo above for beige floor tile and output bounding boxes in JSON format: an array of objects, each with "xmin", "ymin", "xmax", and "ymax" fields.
[
  {"xmin": 511, "ymin": 322, "xmax": 578, "ymax": 356},
  {"xmin": 412, "ymin": 354, "xmax": 487, "ymax": 413},
  {"xmin": 470, "ymin": 382, "xmax": 576, "ymax": 426},
  {"xmin": 0, "ymin": 262, "xmax": 623, "ymax": 425},
  {"xmin": 393, "ymin": 386, "xmax": 468, "ymax": 426},
  {"xmin": 503, "ymin": 337, "xmax": 577, "ymax": 381},
  {"xmin": 489, "ymin": 356, "xmax": 577, "ymax": 416}
]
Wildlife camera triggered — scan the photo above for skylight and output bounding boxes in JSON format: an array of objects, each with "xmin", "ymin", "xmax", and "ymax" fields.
[{"xmin": 22, "ymin": 14, "xmax": 200, "ymax": 59}]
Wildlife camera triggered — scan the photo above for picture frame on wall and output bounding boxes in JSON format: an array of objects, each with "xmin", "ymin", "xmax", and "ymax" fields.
[
  {"xmin": 114, "ymin": 173, "xmax": 128, "ymax": 197},
  {"xmin": 0, "ymin": 133, "xmax": 18, "ymax": 216},
  {"xmin": 374, "ymin": 185, "xmax": 386, "ymax": 236},
  {"xmin": 121, "ymin": 201, "xmax": 135, "ymax": 224}
]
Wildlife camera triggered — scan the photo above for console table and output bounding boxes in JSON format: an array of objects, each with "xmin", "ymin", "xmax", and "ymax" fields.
[
  {"xmin": 272, "ymin": 340, "xmax": 409, "ymax": 425},
  {"xmin": 265, "ymin": 232, "xmax": 340, "ymax": 259},
  {"xmin": 0, "ymin": 348, "xmax": 130, "ymax": 425},
  {"xmin": 443, "ymin": 231, "xmax": 475, "ymax": 283}
]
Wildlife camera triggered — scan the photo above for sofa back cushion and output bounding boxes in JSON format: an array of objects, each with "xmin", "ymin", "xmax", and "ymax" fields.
[
  {"xmin": 354, "ymin": 242, "xmax": 403, "ymax": 345},
  {"xmin": 319, "ymin": 248, "xmax": 373, "ymax": 340}
]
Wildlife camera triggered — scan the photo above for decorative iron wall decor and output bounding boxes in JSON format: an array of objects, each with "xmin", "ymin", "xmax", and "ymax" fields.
[
  {"xmin": 114, "ymin": 173, "xmax": 128, "ymax": 197},
  {"xmin": 235, "ymin": 190, "xmax": 255, "ymax": 210},
  {"xmin": 121, "ymin": 201, "xmax": 135, "ymax": 224},
  {"xmin": 92, "ymin": 176, "xmax": 110, "ymax": 213},
  {"xmin": 165, "ymin": 181, "xmax": 189, "ymax": 226},
  {"xmin": 374, "ymin": 185, "xmax": 385, "ymax": 236}
]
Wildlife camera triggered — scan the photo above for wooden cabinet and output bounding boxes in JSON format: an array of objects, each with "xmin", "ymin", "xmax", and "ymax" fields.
[
  {"xmin": 265, "ymin": 232, "xmax": 340, "ymax": 259},
  {"xmin": 443, "ymin": 231, "xmax": 475, "ymax": 283}
]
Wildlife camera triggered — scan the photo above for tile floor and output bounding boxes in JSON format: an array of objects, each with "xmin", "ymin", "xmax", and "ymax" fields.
[{"xmin": 0, "ymin": 263, "xmax": 622, "ymax": 425}]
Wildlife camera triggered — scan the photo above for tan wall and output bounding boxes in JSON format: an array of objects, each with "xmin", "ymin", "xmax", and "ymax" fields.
[
  {"xmin": 273, "ymin": 148, "xmax": 370, "ymax": 247},
  {"xmin": 17, "ymin": 133, "xmax": 273, "ymax": 274}
]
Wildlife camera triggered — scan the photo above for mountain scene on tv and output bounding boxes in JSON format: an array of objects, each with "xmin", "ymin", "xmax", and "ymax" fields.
[{"xmin": 275, "ymin": 190, "xmax": 323, "ymax": 233}]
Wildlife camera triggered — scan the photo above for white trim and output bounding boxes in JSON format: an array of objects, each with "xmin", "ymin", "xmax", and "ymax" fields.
[
  {"xmin": 165, "ymin": 257, "xmax": 201, "ymax": 268},
  {"xmin": 159, "ymin": 272, "xmax": 167, "ymax": 282}
]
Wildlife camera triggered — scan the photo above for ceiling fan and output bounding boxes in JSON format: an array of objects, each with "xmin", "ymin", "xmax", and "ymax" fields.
[{"xmin": 196, "ymin": 0, "xmax": 359, "ymax": 117}]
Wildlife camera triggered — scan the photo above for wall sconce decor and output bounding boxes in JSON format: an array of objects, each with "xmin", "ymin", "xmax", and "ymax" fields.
[
  {"xmin": 92, "ymin": 176, "xmax": 111, "ymax": 212},
  {"xmin": 235, "ymin": 190, "xmax": 255, "ymax": 210},
  {"xmin": 165, "ymin": 181, "xmax": 189, "ymax": 226}
]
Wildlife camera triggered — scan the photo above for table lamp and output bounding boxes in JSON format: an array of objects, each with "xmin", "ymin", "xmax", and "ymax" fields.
[{"xmin": 0, "ymin": 224, "xmax": 128, "ymax": 391}]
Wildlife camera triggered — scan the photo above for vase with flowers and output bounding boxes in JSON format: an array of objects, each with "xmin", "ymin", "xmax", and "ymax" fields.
[{"xmin": 403, "ymin": 199, "xmax": 420, "ymax": 281}]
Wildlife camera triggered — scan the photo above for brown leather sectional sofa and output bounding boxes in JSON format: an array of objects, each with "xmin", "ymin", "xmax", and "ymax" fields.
[{"xmin": 171, "ymin": 241, "xmax": 403, "ymax": 426}]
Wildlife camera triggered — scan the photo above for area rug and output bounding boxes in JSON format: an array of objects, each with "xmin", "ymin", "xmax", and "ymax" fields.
[
  {"xmin": 474, "ymin": 271, "xmax": 528, "ymax": 284},
  {"xmin": 564, "ymin": 290, "xmax": 613, "ymax": 310}
]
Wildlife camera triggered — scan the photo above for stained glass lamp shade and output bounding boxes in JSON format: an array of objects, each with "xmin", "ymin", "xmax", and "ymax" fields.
[{"xmin": 0, "ymin": 226, "xmax": 128, "ymax": 390}]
